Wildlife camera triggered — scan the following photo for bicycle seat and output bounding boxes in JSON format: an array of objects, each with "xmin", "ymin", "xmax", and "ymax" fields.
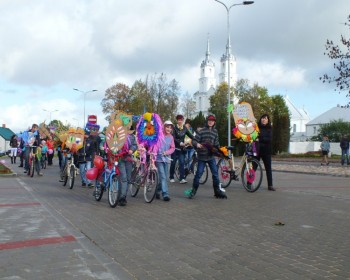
[{"xmin": 226, "ymin": 146, "xmax": 235, "ymax": 151}]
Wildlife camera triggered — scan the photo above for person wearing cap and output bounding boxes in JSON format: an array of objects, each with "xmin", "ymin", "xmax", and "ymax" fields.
[
  {"xmin": 169, "ymin": 114, "xmax": 194, "ymax": 184},
  {"xmin": 187, "ymin": 113, "xmax": 227, "ymax": 199},
  {"xmin": 155, "ymin": 120, "xmax": 175, "ymax": 201}
]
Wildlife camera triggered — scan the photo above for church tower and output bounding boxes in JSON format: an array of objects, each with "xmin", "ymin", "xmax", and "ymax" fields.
[
  {"xmin": 194, "ymin": 36, "xmax": 216, "ymax": 116},
  {"xmin": 218, "ymin": 41, "xmax": 238, "ymax": 91}
]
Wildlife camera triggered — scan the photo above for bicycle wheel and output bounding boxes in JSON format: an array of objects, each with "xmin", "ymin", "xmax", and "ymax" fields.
[
  {"xmin": 68, "ymin": 165, "xmax": 75, "ymax": 189},
  {"xmin": 174, "ymin": 161, "xmax": 180, "ymax": 181},
  {"xmin": 63, "ymin": 164, "xmax": 69, "ymax": 186},
  {"xmin": 130, "ymin": 166, "xmax": 141, "ymax": 197},
  {"xmin": 94, "ymin": 179, "xmax": 104, "ymax": 201},
  {"xmin": 144, "ymin": 169, "xmax": 158, "ymax": 203},
  {"xmin": 29, "ymin": 156, "xmax": 35, "ymax": 177},
  {"xmin": 217, "ymin": 158, "xmax": 232, "ymax": 188},
  {"xmin": 192, "ymin": 161, "xmax": 208, "ymax": 185},
  {"xmin": 108, "ymin": 174, "xmax": 120, "ymax": 208},
  {"xmin": 241, "ymin": 158, "xmax": 263, "ymax": 193}
]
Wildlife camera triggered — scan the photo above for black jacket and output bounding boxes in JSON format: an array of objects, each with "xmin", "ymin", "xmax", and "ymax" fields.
[
  {"xmin": 172, "ymin": 125, "xmax": 193, "ymax": 150},
  {"xmin": 257, "ymin": 125, "xmax": 272, "ymax": 156}
]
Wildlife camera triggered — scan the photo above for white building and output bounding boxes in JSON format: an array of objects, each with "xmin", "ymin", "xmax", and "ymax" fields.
[
  {"xmin": 283, "ymin": 95, "xmax": 311, "ymax": 141},
  {"xmin": 306, "ymin": 105, "xmax": 350, "ymax": 138},
  {"xmin": 193, "ymin": 37, "xmax": 237, "ymax": 116}
]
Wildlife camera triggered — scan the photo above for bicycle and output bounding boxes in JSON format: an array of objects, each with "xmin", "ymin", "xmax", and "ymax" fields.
[
  {"xmin": 93, "ymin": 151, "xmax": 124, "ymax": 208},
  {"xmin": 216, "ymin": 142, "xmax": 263, "ymax": 192},
  {"xmin": 60, "ymin": 150, "xmax": 78, "ymax": 189},
  {"xmin": 174, "ymin": 148, "xmax": 208, "ymax": 184},
  {"xmin": 129, "ymin": 149, "xmax": 159, "ymax": 203}
]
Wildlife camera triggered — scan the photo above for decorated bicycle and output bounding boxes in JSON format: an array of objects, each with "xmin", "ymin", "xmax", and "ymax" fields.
[
  {"xmin": 88, "ymin": 111, "xmax": 133, "ymax": 207},
  {"xmin": 217, "ymin": 102, "xmax": 263, "ymax": 192}
]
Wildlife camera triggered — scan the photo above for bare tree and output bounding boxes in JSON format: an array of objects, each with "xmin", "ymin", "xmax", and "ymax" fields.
[{"xmin": 320, "ymin": 15, "xmax": 350, "ymax": 102}]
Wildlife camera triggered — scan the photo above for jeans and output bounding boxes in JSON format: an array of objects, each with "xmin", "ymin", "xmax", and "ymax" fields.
[
  {"xmin": 341, "ymin": 149, "xmax": 350, "ymax": 165},
  {"xmin": 24, "ymin": 147, "xmax": 40, "ymax": 173},
  {"xmin": 193, "ymin": 158, "xmax": 219, "ymax": 189},
  {"xmin": 169, "ymin": 149, "xmax": 186, "ymax": 180},
  {"xmin": 185, "ymin": 148, "xmax": 195, "ymax": 170},
  {"xmin": 156, "ymin": 161, "xmax": 170, "ymax": 197},
  {"xmin": 119, "ymin": 159, "xmax": 133, "ymax": 197},
  {"xmin": 79, "ymin": 161, "xmax": 91, "ymax": 184}
]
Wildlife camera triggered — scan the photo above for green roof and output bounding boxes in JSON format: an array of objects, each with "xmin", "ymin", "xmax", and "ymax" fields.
[{"xmin": 0, "ymin": 127, "xmax": 15, "ymax": 141}]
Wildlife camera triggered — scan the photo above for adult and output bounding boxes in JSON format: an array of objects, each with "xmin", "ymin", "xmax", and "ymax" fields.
[
  {"xmin": 46, "ymin": 135, "xmax": 55, "ymax": 166},
  {"xmin": 187, "ymin": 113, "xmax": 227, "ymax": 199},
  {"xmin": 256, "ymin": 114, "xmax": 275, "ymax": 191},
  {"xmin": 339, "ymin": 135, "xmax": 349, "ymax": 166},
  {"xmin": 169, "ymin": 114, "xmax": 194, "ymax": 184},
  {"xmin": 9, "ymin": 135, "xmax": 18, "ymax": 164},
  {"xmin": 22, "ymin": 124, "xmax": 42, "ymax": 175}
]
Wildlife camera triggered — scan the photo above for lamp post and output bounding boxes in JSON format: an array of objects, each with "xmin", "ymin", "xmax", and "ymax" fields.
[
  {"xmin": 43, "ymin": 109, "xmax": 59, "ymax": 124},
  {"xmin": 214, "ymin": 0, "xmax": 254, "ymax": 147},
  {"xmin": 73, "ymin": 88, "xmax": 98, "ymax": 126}
]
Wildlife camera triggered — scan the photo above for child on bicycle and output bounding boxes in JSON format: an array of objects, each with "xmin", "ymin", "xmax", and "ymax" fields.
[{"xmin": 155, "ymin": 120, "xmax": 175, "ymax": 201}]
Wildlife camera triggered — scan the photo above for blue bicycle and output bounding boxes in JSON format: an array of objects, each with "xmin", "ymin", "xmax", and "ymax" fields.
[{"xmin": 93, "ymin": 151, "xmax": 124, "ymax": 208}]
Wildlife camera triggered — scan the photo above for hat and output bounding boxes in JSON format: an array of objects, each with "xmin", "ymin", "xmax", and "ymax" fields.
[
  {"xmin": 176, "ymin": 114, "xmax": 184, "ymax": 120},
  {"xmin": 185, "ymin": 118, "xmax": 191, "ymax": 125},
  {"xmin": 207, "ymin": 114, "xmax": 216, "ymax": 121},
  {"xmin": 164, "ymin": 120, "xmax": 174, "ymax": 126}
]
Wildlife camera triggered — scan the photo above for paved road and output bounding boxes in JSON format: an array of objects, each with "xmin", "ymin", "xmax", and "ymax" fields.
[{"xmin": 1, "ymin": 158, "xmax": 350, "ymax": 280}]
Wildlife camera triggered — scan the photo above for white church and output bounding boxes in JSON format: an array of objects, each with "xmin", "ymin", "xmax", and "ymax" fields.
[{"xmin": 192, "ymin": 37, "xmax": 310, "ymax": 141}]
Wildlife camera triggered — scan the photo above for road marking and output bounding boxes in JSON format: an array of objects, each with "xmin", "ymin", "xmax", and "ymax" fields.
[
  {"xmin": 0, "ymin": 202, "xmax": 41, "ymax": 207},
  {"xmin": 0, "ymin": 235, "xmax": 76, "ymax": 250}
]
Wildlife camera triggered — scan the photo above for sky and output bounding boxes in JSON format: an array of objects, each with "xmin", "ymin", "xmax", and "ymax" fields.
[{"xmin": 1, "ymin": 0, "xmax": 349, "ymax": 133}]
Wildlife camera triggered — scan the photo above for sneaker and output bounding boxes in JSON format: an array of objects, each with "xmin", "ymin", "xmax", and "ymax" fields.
[
  {"xmin": 37, "ymin": 173, "xmax": 43, "ymax": 176},
  {"xmin": 87, "ymin": 183, "xmax": 94, "ymax": 188},
  {"xmin": 163, "ymin": 196, "xmax": 171, "ymax": 202},
  {"xmin": 180, "ymin": 179, "xmax": 187, "ymax": 184},
  {"xmin": 119, "ymin": 197, "xmax": 127, "ymax": 206},
  {"xmin": 155, "ymin": 193, "xmax": 161, "ymax": 199},
  {"xmin": 82, "ymin": 182, "xmax": 86, "ymax": 187},
  {"xmin": 24, "ymin": 170, "xmax": 27, "ymax": 173},
  {"xmin": 169, "ymin": 179, "xmax": 175, "ymax": 183}
]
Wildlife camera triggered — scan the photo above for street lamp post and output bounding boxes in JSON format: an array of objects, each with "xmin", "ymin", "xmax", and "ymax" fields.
[
  {"xmin": 214, "ymin": 0, "xmax": 254, "ymax": 147},
  {"xmin": 73, "ymin": 88, "xmax": 98, "ymax": 126},
  {"xmin": 43, "ymin": 109, "xmax": 59, "ymax": 124}
]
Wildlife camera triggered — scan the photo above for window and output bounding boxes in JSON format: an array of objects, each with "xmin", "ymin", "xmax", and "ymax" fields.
[
  {"xmin": 313, "ymin": 126, "xmax": 316, "ymax": 134},
  {"xmin": 293, "ymin": 124, "xmax": 296, "ymax": 133}
]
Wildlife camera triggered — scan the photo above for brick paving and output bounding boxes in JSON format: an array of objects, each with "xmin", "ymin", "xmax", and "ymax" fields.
[{"xmin": 0, "ymin": 157, "xmax": 350, "ymax": 280}]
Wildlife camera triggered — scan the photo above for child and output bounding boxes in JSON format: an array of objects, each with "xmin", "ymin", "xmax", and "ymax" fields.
[
  {"xmin": 155, "ymin": 120, "xmax": 175, "ymax": 201},
  {"xmin": 40, "ymin": 140, "xmax": 48, "ymax": 169},
  {"xmin": 320, "ymin": 135, "xmax": 330, "ymax": 166}
]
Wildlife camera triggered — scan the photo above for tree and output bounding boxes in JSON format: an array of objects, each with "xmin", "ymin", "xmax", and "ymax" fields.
[
  {"xmin": 318, "ymin": 119, "xmax": 350, "ymax": 142},
  {"xmin": 209, "ymin": 82, "xmax": 231, "ymax": 145},
  {"xmin": 101, "ymin": 83, "xmax": 132, "ymax": 117},
  {"xmin": 320, "ymin": 14, "xmax": 350, "ymax": 102},
  {"xmin": 180, "ymin": 92, "xmax": 196, "ymax": 120},
  {"xmin": 191, "ymin": 111, "xmax": 206, "ymax": 132},
  {"xmin": 101, "ymin": 74, "xmax": 180, "ymax": 121},
  {"xmin": 271, "ymin": 95, "xmax": 290, "ymax": 154}
]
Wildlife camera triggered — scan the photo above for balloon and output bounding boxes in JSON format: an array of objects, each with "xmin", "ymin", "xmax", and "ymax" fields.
[
  {"xmin": 48, "ymin": 149, "xmax": 53, "ymax": 154},
  {"xmin": 86, "ymin": 167, "xmax": 99, "ymax": 180},
  {"xmin": 93, "ymin": 155, "xmax": 104, "ymax": 170}
]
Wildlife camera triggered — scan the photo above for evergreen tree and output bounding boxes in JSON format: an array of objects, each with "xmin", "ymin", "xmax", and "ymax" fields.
[{"xmin": 271, "ymin": 95, "xmax": 290, "ymax": 154}]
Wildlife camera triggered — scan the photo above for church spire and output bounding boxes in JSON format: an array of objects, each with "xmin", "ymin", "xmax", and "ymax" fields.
[{"xmin": 205, "ymin": 33, "xmax": 211, "ymax": 63}]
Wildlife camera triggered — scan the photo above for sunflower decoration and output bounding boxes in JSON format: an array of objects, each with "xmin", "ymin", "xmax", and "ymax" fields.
[
  {"xmin": 65, "ymin": 127, "xmax": 85, "ymax": 153},
  {"xmin": 105, "ymin": 111, "xmax": 133, "ymax": 154},
  {"xmin": 232, "ymin": 102, "xmax": 259, "ymax": 143},
  {"xmin": 136, "ymin": 112, "xmax": 164, "ymax": 153}
]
